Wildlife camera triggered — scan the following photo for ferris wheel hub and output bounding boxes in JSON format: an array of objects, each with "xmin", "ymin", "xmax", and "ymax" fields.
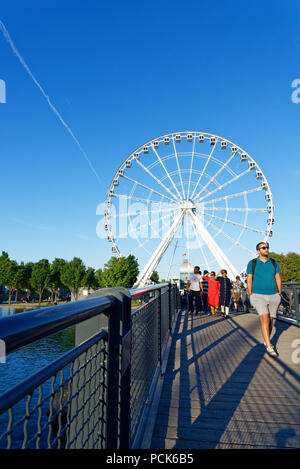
[{"xmin": 179, "ymin": 199, "xmax": 196, "ymax": 211}]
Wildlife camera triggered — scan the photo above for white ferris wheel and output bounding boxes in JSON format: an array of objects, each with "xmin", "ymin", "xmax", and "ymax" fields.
[{"xmin": 104, "ymin": 131, "xmax": 274, "ymax": 287}]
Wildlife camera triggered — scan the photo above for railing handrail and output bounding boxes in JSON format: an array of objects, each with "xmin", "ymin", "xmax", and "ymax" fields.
[
  {"xmin": 129, "ymin": 282, "xmax": 170, "ymax": 298},
  {"xmin": 0, "ymin": 283, "xmax": 173, "ymax": 356},
  {"xmin": 0, "ymin": 295, "xmax": 114, "ymax": 356}
]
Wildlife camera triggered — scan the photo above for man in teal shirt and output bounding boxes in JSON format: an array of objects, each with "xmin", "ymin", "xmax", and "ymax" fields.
[{"xmin": 246, "ymin": 242, "xmax": 282, "ymax": 357}]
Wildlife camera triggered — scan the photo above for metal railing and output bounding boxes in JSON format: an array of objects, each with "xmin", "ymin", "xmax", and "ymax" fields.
[
  {"xmin": 0, "ymin": 283, "xmax": 181, "ymax": 449},
  {"xmin": 234, "ymin": 282, "xmax": 300, "ymax": 327},
  {"xmin": 277, "ymin": 282, "xmax": 300, "ymax": 327}
]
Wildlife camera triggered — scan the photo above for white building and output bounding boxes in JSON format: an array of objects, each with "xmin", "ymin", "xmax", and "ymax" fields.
[{"xmin": 179, "ymin": 260, "xmax": 194, "ymax": 291}]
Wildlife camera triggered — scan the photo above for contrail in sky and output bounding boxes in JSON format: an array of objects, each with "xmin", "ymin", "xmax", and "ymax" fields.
[{"xmin": 0, "ymin": 20, "xmax": 102, "ymax": 185}]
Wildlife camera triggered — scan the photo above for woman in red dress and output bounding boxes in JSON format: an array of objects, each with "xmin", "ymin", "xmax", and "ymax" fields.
[{"xmin": 202, "ymin": 271, "xmax": 220, "ymax": 316}]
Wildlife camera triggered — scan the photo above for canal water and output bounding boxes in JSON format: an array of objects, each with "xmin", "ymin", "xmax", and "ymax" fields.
[{"xmin": 0, "ymin": 307, "xmax": 76, "ymax": 448}]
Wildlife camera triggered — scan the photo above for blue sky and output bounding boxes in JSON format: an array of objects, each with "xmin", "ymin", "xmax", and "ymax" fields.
[{"xmin": 0, "ymin": 0, "xmax": 300, "ymax": 276}]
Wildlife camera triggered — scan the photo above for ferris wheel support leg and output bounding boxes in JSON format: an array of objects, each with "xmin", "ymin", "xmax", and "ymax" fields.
[
  {"xmin": 133, "ymin": 211, "xmax": 185, "ymax": 288},
  {"xmin": 188, "ymin": 210, "xmax": 240, "ymax": 280}
]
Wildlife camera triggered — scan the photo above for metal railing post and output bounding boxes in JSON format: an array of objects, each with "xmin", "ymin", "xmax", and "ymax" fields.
[
  {"xmin": 168, "ymin": 283, "xmax": 172, "ymax": 336},
  {"xmin": 119, "ymin": 290, "xmax": 131, "ymax": 449},
  {"xmin": 158, "ymin": 287, "xmax": 162, "ymax": 369},
  {"xmin": 104, "ymin": 288, "xmax": 131, "ymax": 449},
  {"xmin": 105, "ymin": 297, "xmax": 121, "ymax": 449},
  {"xmin": 82, "ymin": 287, "xmax": 131, "ymax": 449},
  {"xmin": 292, "ymin": 284, "xmax": 300, "ymax": 327}
]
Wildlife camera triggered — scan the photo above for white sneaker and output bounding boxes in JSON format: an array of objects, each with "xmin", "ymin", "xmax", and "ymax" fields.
[{"xmin": 266, "ymin": 344, "xmax": 278, "ymax": 358}]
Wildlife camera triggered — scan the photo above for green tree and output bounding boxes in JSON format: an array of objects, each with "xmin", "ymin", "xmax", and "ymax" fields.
[
  {"xmin": 269, "ymin": 252, "xmax": 288, "ymax": 280},
  {"xmin": 150, "ymin": 271, "xmax": 159, "ymax": 284},
  {"xmin": 95, "ymin": 268, "xmax": 104, "ymax": 288},
  {"xmin": 269, "ymin": 251, "xmax": 300, "ymax": 282},
  {"xmin": 285, "ymin": 252, "xmax": 300, "ymax": 282},
  {"xmin": 22, "ymin": 262, "xmax": 34, "ymax": 301},
  {"xmin": 101, "ymin": 255, "xmax": 139, "ymax": 288},
  {"xmin": 31, "ymin": 259, "xmax": 51, "ymax": 305},
  {"xmin": 14, "ymin": 262, "xmax": 28, "ymax": 303},
  {"xmin": 0, "ymin": 251, "xmax": 9, "ymax": 292},
  {"xmin": 48, "ymin": 258, "xmax": 67, "ymax": 301},
  {"xmin": 0, "ymin": 252, "xmax": 18, "ymax": 304},
  {"xmin": 123, "ymin": 255, "xmax": 139, "ymax": 287},
  {"xmin": 82, "ymin": 267, "xmax": 98, "ymax": 293},
  {"xmin": 61, "ymin": 257, "xmax": 86, "ymax": 301}
]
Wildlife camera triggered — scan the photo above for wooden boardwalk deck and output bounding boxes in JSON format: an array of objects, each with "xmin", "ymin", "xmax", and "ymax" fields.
[{"xmin": 150, "ymin": 311, "xmax": 300, "ymax": 449}]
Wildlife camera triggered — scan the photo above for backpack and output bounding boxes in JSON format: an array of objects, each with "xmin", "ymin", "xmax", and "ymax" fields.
[{"xmin": 252, "ymin": 258, "xmax": 277, "ymax": 278}]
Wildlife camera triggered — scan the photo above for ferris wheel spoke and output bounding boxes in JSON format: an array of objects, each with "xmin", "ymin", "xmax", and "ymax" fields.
[
  {"xmin": 190, "ymin": 221, "xmax": 210, "ymax": 268},
  {"xmin": 121, "ymin": 174, "xmax": 177, "ymax": 203},
  {"xmin": 202, "ymin": 206, "xmax": 267, "ymax": 213},
  {"xmin": 133, "ymin": 210, "xmax": 185, "ymax": 287},
  {"xmin": 188, "ymin": 210, "xmax": 240, "ymax": 278},
  {"xmin": 130, "ymin": 230, "xmax": 153, "ymax": 257},
  {"xmin": 205, "ymin": 217, "xmax": 256, "ymax": 256},
  {"xmin": 197, "ymin": 168, "xmax": 251, "ymax": 202},
  {"xmin": 194, "ymin": 150, "xmax": 238, "ymax": 200},
  {"xmin": 112, "ymin": 193, "xmax": 177, "ymax": 206},
  {"xmin": 166, "ymin": 238, "xmax": 179, "ymax": 280},
  {"xmin": 171, "ymin": 138, "xmax": 185, "ymax": 199},
  {"xmin": 151, "ymin": 144, "xmax": 183, "ymax": 200},
  {"xmin": 242, "ymin": 192, "xmax": 249, "ymax": 233},
  {"xmin": 190, "ymin": 140, "xmax": 218, "ymax": 200},
  {"xmin": 203, "ymin": 211, "xmax": 265, "ymax": 234},
  {"xmin": 109, "ymin": 206, "xmax": 176, "ymax": 219},
  {"xmin": 201, "ymin": 186, "xmax": 263, "ymax": 205},
  {"xmin": 187, "ymin": 135, "xmax": 196, "ymax": 200},
  {"xmin": 185, "ymin": 216, "xmax": 191, "ymax": 264},
  {"xmin": 136, "ymin": 159, "xmax": 180, "ymax": 201},
  {"xmin": 118, "ymin": 209, "xmax": 177, "ymax": 239},
  {"xmin": 130, "ymin": 210, "xmax": 179, "ymax": 255}
]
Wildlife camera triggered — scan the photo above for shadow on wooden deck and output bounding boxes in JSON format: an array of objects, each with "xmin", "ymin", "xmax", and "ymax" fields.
[{"xmin": 150, "ymin": 311, "xmax": 300, "ymax": 449}]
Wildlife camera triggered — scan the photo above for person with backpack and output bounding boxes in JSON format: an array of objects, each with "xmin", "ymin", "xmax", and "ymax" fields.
[
  {"xmin": 246, "ymin": 242, "xmax": 282, "ymax": 357},
  {"xmin": 232, "ymin": 275, "xmax": 243, "ymax": 312}
]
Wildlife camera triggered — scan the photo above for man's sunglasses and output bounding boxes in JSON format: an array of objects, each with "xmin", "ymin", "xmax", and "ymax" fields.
[{"xmin": 260, "ymin": 246, "xmax": 269, "ymax": 250}]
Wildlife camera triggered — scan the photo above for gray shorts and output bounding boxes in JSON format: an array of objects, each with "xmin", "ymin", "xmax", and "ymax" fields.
[{"xmin": 250, "ymin": 293, "xmax": 281, "ymax": 318}]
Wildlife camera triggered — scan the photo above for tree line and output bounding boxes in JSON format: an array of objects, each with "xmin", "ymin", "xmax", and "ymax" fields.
[
  {"xmin": 269, "ymin": 251, "xmax": 300, "ymax": 282},
  {"xmin": 1, "ymin": 249, "xmax": 296, "ymax": 306},
  {"xmin": 0, "ymin": 251, "xmax": 139, "ymax": 304}
]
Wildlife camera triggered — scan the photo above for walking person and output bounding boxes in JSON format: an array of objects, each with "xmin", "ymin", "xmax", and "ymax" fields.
[
  {"xmin": 202, "ymin": 270, "xmax": 209, "ymax": 314},
  {"xmin": 216, "ymin": 270, "xmax": 232, "ymax": 318},
  {"xmin": 203, "ymin": 271, "xmax": 220, "ymax": 316},
  {"xmin": 186, "ymin": 266, "xmax": 203, "ymax": 316},
  {"xmin": 246, "ymin": 242, "xmax": 281, "ymax": 357},
  {"xmin": 232, "ymin": 275, "xmax": 243, "ymax": 313}
]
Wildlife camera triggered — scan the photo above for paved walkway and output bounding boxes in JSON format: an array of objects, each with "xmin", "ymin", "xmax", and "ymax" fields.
[{"xmin": 150, "ymin": 311, "xmax": 300, "ymax": 449}]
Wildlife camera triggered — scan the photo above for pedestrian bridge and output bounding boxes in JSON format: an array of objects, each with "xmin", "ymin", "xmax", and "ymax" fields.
[
  {"xmin": 148, "ymin": 310, "xmax": 300, "ymax": 449},
  {"xmin": 0, "ymin": 284, "xmax": 299, "ymax": 449}
]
